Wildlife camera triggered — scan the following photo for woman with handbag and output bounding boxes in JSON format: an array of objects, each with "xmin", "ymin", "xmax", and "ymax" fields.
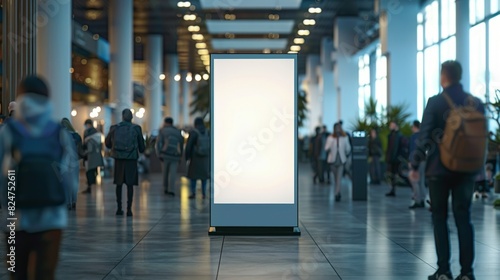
[{"xmin": 324, "ymin": 123, "xmax": 351, "ymax": 202}]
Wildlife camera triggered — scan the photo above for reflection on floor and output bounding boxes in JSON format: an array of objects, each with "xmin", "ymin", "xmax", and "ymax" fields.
[{"xmin": 1, "ymin": 165, "xmax": 499, "ymax": 280}]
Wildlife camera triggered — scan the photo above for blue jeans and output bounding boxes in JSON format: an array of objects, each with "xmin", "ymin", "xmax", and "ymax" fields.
[
  {"xmin": 190, "ymin": 179, "xmax": 207, "ymax": 196},
  {"xmin": 428, "ymin": 174, "xmax": 475, "ymax": 275}
]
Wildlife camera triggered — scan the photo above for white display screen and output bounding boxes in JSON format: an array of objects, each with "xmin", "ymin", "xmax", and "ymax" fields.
[{"xmin": 212, "ymin": 57, "xmax": 296, "ymax": 204}]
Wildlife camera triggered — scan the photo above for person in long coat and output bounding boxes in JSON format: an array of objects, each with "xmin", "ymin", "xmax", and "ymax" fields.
[
  {"xmin": 185, "ymin": 117, "xmax": 210, "ymax": 199},
  {"xmin": 82, "ymin": 119, "xmax": 104, "ymax": 194}
]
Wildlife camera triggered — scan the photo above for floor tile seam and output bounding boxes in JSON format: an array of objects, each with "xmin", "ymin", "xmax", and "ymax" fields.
[
  {"xmin": 215, "ymin": 236, "xmax": 225, "ymax": 280},
  {"xmin": 100, "ymin": 210, "xmax": 172, "ymax": 280},
  {"xmin": 343, "ymin": 206, "xmax": 438, "ymax": 271},
  {"xmin": 299, "ymin": 220, "xmax": 343, "ymax": 280}
]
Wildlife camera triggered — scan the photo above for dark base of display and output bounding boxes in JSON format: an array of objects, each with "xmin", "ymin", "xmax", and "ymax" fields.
[{"xmin": 208, "ymin": 227, "xmax": 301, "ymax": 236}]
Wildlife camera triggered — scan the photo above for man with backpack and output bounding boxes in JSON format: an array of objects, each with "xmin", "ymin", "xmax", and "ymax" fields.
[
  {"xmin": 410, "ymin": 61, "xmax": 487, "ymax": 280},
  {"xmin": 105, "ymin": 109, "xmax": 145, "ymax": 217},
  {"xmin": 156, "ymin": 117, "xmax": 184, "ymax": 196},
  {"xmin": 0, "ymin": 76, "xmax": 79, "ymax": 279},
  {"xmin": 186, "ymin": 117, "xmax": 210, "ymax": 199}
]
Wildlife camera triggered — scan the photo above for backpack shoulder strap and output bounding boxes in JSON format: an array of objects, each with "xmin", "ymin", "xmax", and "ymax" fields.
[{"xmin": 442, "ymin": 91, "xmax": 456, "ymax": 109}]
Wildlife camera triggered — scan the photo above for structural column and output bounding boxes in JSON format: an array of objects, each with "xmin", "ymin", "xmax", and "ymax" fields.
[
  {"xmin": 304, "ymin": 55, "xmax": 321, "ymax": 133},
  {"xmin": 320, "ymin": 37, "xmax": 336, "ymax": 127},
  {"xmin": 2, "ymin": 0, "xmax": 37, "ymax": 115},
  {"xmin": 166, "ymin": 54, "xmax": 180, "ymax": 124},
  {"xmin": 456, "ymin": 0, "xmax": 470, "ymax": 91},
  {"xmin": 181, "ymin": 71, "xmax": 191, "ymax": 127},
  {"xmin": 334, "ymin": 17, "xmax": 361, "ymax": 123},
  {"xmin": 109, "ymin": 0, "xmax": 133, "ymax": 124},
  {"xmin": 36, "ymin": 0, "xmax": 72, "ymax": 120},
  {"xmin": 145, "ymin": 35, "xmax": 163, "ymax": 136}
]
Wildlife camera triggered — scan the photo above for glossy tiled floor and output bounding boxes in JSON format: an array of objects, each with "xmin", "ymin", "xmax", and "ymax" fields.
[{"xmin": 2, "ymin": 164, "xmax": 499, "ymax": 280}]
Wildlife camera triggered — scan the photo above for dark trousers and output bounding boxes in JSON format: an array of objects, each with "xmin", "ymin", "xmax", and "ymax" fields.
[
  {"xmin": 190, "ymin": 179, "xmax": 207, "ymax": 196},
  {"xmin": 428, "ymin": 175, "xmax": 475, "ymax": 275},
  {"xmin": 116, "ymin": 184, "xmax": 134, "ymax": 210},
  {"xmin": 386, "ymin": 162, "xmax": 400, "ymax": 192},
  {"xmin": 321, "ymin": 160, "xmax": 330, "ymax": 182},
  {"xmin": 369, "ymin": 156, "xmax": 382, "ymax": 183},
  {"xmin": 86, "ymin": 168, "xmax": 98, "ymax": 187},
  {"xmin": 5, "ymin": 230, "xmax": 62, "ymax": 280},
  {"xmin": 162, "ymin": 159, "xmax": 179, "ymax": 192}
]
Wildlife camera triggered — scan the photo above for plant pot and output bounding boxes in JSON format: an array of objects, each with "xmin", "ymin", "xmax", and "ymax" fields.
[{"xmin": 495, "ymin": 179, "xmax": 500, "ymax": 194}]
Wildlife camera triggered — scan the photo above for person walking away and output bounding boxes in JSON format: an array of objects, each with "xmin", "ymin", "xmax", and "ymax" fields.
[
  {"xmin": 186, "ymin": 117, "xmax": 210, "ymax": 199},
  {"xmin": 410, "ymin": 60, "xmax": 487, "ymax": 280},
  {"xmin": 105, "ymin": 109, "xmax": 145, "ymax": 216},
  {"xmin": 408, "ymin": 120, "xmax": 426, "ymax": 209},
  {"xmin": 82, "ymin": 119, "xmax": 104, "ymax": 194},
  {"xmin": 324, "ymin": 123, "xmax": 351, "ymax": 202},
  {"xmin": 338, "ymin": 120, "xmax": 353, "ymax": 180},
  {"xmin": 61, "ymin": 117, "xmax": 84, "ymax": 210},
  {"xmin": 385, "ymin": 121, "xmax": 404, "ymax": 197},
  {"xmin": 311, "ymin": 126, "xmax": 322, "ymax": 184},
  {"xmin": 0, "ymin": 76, "xmax": 79, "ymax": 280},
  {"xmin": 156, "ymin": 117, "xmax": 184, "ymax": 196},
  {"xmin": 321, "ymin": 125, "xmax": 331, "ymax": 183},
  {"xmin": 368, "ymin": 128, "xmax": 383, "ymax": 185}
]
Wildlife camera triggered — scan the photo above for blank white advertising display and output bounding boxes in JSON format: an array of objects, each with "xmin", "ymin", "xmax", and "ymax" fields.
[{"xmin": 210, "ymin": 54, "xmax": 298, "ymax": 231}]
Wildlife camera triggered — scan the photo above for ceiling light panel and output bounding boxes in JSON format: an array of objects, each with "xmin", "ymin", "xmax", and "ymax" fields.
[
  {"xmin": 200, "ymin": 0, "xmax": 302, "ymax": 9},
  {"xmin": 206, "ymin": 20, "xmax": 295, "ymax": 34},
  {"xmin": 211, "ymin": 39, "xmax": 288, "ymax": 50}
]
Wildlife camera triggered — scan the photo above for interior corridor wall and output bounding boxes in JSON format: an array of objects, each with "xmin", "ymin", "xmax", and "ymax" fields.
[{"xmin": 320, "ymin": 38, "xmax": 337, "ymax": 128}]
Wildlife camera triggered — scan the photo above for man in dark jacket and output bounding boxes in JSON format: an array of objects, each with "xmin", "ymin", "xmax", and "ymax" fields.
[
  {"xmin": 105, "ymin": 109, "xmax": 145, "ymax": 217},
  {"xmin": 385, "ymin": 121, "xmax": 403, "ymax": 196},
  {"xmin": 410, "ymin": 61, "xmax": 484, "ymax": 280},
  {"xmin": 156, "ymin": 117, "xmax": 184, "ymax": 196},
  {"xmin": 186, "ymin": 117, "xmax": 210, "ymax": 199}
]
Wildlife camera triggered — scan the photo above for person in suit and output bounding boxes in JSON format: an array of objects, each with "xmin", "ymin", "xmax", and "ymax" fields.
[
  {"xmin": 410, "ymin": 61, "xmax": 485, "ymax": 280},
  {"xmin": 185, "ymin": 117, "xmax": 210, "ymax": 199},
  {"xmin": 105, "ymin": 109, "xmax": 145, "ymax": 216},
  {"xmin": 324, "ymin": 123, "xmax": 351, "ymax": 202}
]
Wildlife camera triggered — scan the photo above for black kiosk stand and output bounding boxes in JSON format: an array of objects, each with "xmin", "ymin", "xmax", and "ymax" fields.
[{"xmin": 351, "ymin": 131, "xmax": 369, "ymax": 201}]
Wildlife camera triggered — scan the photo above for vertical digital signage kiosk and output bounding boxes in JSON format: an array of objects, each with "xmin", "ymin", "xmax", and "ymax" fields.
[{"xmin": 209, "ymin": 54, "xmax": 299, "ymax": 236}]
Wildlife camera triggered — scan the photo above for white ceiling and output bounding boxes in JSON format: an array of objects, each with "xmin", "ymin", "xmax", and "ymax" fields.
[
  {"xmin": 206, "ymin": 20, "xmax": 295, "ymax": 34},
  {"xmin": 211, "ymin": 39, "xmax": 289, "ymax": 50},
  {"xmin": 199, "ymin": 0, "xmax": 302, "ymax": 10}
]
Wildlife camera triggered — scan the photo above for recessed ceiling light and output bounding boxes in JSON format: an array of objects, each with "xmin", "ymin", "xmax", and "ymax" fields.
[
  {"xmin": 303, "ymin": 19, "xmax": 316, "ymax": 25},
  {"xmin": 188, "ymin": 25, "xmax": 200, "ymax": 32},
  {"xmin": 268, "ymin": 14, "xmax": 280, "ymax": 20},
  {"xmin": 298, "ymin": 29, "xmax": 310, "ymax": 36},
  {"xmin": 308, "ymin": 7, "xmax": 322, "ymax": 14},
  {"xmin": 196, "ymin": 42, "xmax": 207, "ymax": 49},
  {"xmin": 290, "ymin": 45, "xmax": 301, "ymax": 52},
  {"xmin": 195, "ymin": 74, "xmax": 202, "ymax": 81},
  {"xmin": 177, "ymin": 1, "xmax": 191, "ymax": 8},
  {"xmin": 203, "ymin": 74, "xmax": 209, "ymax": 80},
  {"xmin": 224, "ymin": 14, "xmax": 236, "ymax": 20},
  {"xmin": 192, "ymin": 34, "xmax": 204, "ymax": 40},
  {"xmin": 198, "ymin": 49, "xmax": 209, "ymax": 55},
  {"xmin": 263, "ymin": 48, "xmax": 271, "ymax": 54},
  {"xmin": 183, "ymin": 14, "xmax": 196, "ymax": 21},
  {"xmin": 294, "ymin": 38, "xmax": 305, "ymax": 44}
]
